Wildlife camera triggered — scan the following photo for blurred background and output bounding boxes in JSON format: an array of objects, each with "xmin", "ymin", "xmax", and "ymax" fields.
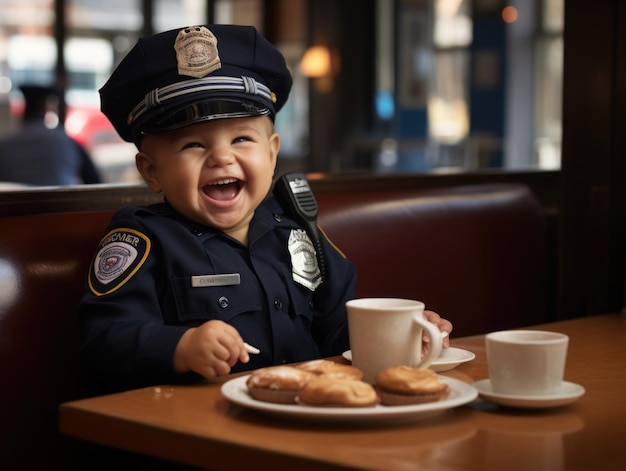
[
  {"xmin": 0, "ymin": 0, "xmax": 623, "ymax": 349},
  {"xmin": 0, "ymin": 0, "xmax": 563, "ymax": 184}
]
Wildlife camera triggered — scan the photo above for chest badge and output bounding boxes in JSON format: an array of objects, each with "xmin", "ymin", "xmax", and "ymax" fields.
[{"xmin": 288, "ymin": 229, "xmax": 321, "ymax": 291}]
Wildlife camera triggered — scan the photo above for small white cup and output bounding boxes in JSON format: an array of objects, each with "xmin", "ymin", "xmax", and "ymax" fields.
[
  {"xmin": 346, "ymin": 298, "xmax": 443, "ymax": 384},
  {"xmin": 485, "ymin": 330, "xmax": 569, "ymax": 396}
]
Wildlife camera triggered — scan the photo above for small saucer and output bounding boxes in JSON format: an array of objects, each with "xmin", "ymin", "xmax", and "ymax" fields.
[
  {"xmin": 341, "ymin": 347, "xmax": 475, "ymax": 372},
  {"xmin": 472, "ymin": 379, "xmax": 586, "ymax": 409},
  {"xmin": 430, "ymin": 347, "xmax": 476, "ymax": 372}
]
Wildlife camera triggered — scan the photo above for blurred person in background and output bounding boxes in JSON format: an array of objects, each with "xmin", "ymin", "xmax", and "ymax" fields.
[{"xmin": 0, "ymin": 84, "xmax": 102, "ymax": 186}]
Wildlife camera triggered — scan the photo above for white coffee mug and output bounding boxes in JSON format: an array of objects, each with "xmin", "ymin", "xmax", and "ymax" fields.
[
  {"xmin": 346, "ymin": 298, "xmax": 443, "ymax": 384},
  {"xmin": 485, "ymin": 330, "xmax": 569, "ymax": 396}
]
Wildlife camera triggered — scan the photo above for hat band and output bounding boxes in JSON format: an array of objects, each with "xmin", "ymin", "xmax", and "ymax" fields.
[
  {"xmin": 127, "ymin": 75, "xmax": 274, "ymax": 126},
  {"xmin": 140, "ymin": 99, "xmax": 271, "ymax": 136}
]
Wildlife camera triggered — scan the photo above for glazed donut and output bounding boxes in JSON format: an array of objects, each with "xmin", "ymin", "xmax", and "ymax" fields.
[
  {"xmin": 375, "ymin": 366, "xmax": 449, "ymax": 406},
  {"xmin": 296, "ymin": 359, "xmax": 364, "ymax": 380},
  {"xmin": 297, "ymin": 376, "xmax": 379, "ymax": 407},
  {"xmin": 246, "ymin": 365, "xmax": 315, "ymax": 404}
]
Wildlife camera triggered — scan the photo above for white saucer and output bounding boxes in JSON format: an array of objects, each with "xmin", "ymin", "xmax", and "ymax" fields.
[
  {"xmin": 341, "ymin": 347, "xmax": 475, "ymax": 372},
  {"xmin": 472, "ymin": 379, "xmax": 586, "ymax": 409}
]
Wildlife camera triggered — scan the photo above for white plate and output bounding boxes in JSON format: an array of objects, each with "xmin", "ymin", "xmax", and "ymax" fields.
[
  {"xmin": 341, "ymin": 347, "xmax": 476, "ymax": 372},
  {"xmin": 472, "ymin": 379, "xmax": 585, "ymax": 409},
  {"xmin": 221, "ymin": 375, "xmax": 478, "ymax": 424}
]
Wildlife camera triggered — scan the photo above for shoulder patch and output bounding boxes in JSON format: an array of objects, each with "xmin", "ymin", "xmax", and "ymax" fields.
[{"xmin": 88, "ymin": 228, "xmax": 151, "ymax": 296}]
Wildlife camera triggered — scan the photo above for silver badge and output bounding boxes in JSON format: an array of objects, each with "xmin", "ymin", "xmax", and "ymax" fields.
[
  {"xmin": 288, "ymin": 229, "xmax": 322, "ymax": 291},
  {"xmin": 175, "ymin": 26, "xmax": 221, "ymax": 78}
]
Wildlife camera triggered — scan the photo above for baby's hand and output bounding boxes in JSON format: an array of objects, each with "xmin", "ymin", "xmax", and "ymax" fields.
[
  {"xmin": 422, "ymin": 310, "xmax": 453, "ymax": 355},
  {"xmin": 173, "ymin": 320, "xmax": 249, "ymax": 378}
]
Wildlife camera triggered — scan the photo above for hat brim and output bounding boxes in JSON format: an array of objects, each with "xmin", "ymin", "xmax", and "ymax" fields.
[{"xmin": 138, "ymin": 98, "xmax": 272, "ymax": 136}]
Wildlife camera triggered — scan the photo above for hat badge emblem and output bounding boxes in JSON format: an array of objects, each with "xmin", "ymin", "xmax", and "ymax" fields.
[{"xmin": 175, "ymin": 26, "xmax": 221, "ymax": 78}]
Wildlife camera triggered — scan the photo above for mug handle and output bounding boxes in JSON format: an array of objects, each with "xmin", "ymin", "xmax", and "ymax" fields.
[{"xmin": 413, "ymin": 316, "xmax": 443, "ymax": 368}]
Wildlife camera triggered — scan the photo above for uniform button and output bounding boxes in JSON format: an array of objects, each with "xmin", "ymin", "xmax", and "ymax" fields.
[
  {"xmin": 218, "ymin": 296, "xmax": 229, "ymax": 309},
  {"xmin": 281, "ymin": 359, "xmax": 287, "ymax": 364},
  {"xmin": 309, "ymin": 300, "xmax": 314, "ymax": 309},
  {"xmin": 274, "ymin": 298, "xmax": 283, "ymax": 309},
  {"xmin": 273, "ymin": 213, "xmax": 284, "ymax": 222},
  {"xmin": 192, "ymin": 228, "xmax": 203, "ymax": 236}
]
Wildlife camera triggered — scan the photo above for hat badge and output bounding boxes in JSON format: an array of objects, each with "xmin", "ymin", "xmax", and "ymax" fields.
[{"xmin": 174, "ymin": 26, "xmax": 221, "ymax": 78}]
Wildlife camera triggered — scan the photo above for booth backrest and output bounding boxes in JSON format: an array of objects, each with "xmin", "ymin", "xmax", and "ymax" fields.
[
  {"xmin": 316, "ymin": 183, "xmax": 547, "ymax": 337},
  {"xmin": 0, "ymin": 210, "xmax": 114, "ymax": 469}
]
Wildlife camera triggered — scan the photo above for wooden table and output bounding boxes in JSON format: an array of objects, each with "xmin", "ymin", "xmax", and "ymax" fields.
[{"xmin": 59, "ymin": 313, "xmax": 626, "ymax": 470}]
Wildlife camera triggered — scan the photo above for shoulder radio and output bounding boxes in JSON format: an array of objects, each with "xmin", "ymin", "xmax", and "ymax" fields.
[{"xmin": 273, "ymin": 172, "xmax": 326, "ymax": 280}]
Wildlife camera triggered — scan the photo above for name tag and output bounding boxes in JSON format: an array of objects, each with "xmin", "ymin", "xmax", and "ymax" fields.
[{"xmin": 191, "ymin": 274, "xmax": 241, "ymax": 287}]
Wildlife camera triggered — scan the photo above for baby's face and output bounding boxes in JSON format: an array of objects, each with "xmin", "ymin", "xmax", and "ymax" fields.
[{"xmin": 136, "ymin": 116, "xmax": 280, "ymax": 243}]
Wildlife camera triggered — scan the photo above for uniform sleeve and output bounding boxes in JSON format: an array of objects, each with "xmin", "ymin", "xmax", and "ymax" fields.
[
  {"xmin": 79, "ymin": 208, "xmax": 194, "ymax": 394},
  {"xmin": 309, "ymin": 229, "xmax": 357, "ymax": 357},
  {"xmin": 75, "ymin": 140, "xmax": 102, "ymax": 184}
]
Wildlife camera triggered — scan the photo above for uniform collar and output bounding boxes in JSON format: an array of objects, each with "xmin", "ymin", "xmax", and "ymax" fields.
[{"xmin": 158, "ymin": 197, "xmax": 298, "ymax": 244}]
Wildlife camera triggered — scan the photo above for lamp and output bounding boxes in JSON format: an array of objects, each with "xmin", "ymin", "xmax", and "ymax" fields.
[
  {"xmin": 299, "ymin": 45, "xmax": 335, "ymax": 93},
  {"xmin": 300, "ymin": 45, "xmax": 331, "ymax": 78}
]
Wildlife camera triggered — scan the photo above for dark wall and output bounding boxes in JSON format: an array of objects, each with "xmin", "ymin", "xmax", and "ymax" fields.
[
  {"xmin": 559, "ymin": 0, "xmax": 626, "ymax": 318},
  {"xmin": 306, "ymin": 0, "xmax": 377, "ymax": 172}
]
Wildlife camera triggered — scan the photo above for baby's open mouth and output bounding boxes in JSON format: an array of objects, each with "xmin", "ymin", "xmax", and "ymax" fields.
[{"xmin": 203, "ymin": 178, "xmax": 241, "ymax": 201}]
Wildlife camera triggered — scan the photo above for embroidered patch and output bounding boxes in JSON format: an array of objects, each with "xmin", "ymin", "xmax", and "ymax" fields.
[
  {"xmin": 88, "ymin": 228, "xmax": 150, "ymax": 296},
  {"xmin": 175, "ymin": 25, "xmax": 221, "ymax": 78},
  {"xmin": 288, "ymin": 229, "xmax": 321, "ymax": 291}
]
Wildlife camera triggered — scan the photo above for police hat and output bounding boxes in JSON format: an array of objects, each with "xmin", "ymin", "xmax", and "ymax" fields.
[
  {"xmin": 19, "ymin": 84, "xmax": 60, "ymax": 117},
  {"xmin": 99, "ymin": 24, "xmax": 293, "ymax": 143},
  {"xmin": 20, "ymin": 84, "xmax": 60, "ymax": 101}
]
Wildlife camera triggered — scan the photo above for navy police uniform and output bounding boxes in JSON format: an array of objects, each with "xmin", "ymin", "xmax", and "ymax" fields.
[
  {"xmin": 0, "ymin": 85, "xmax": 101, "ymax": 185},
  {"xmin": 79, "ymin": 24, "xmax": 357, "ymax": 396},
  {"xmin": 80, "ymin": 198, "xmax": 356, "ymax": 393}
]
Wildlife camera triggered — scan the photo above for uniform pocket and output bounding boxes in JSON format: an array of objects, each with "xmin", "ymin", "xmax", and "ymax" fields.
[
  {"xmin": 170, "ymin": 275, "xmax": 263, "ymax": 323},
  {"xmin": 284, "ymin": 279, "xmax": 315, "ymax": 324}
]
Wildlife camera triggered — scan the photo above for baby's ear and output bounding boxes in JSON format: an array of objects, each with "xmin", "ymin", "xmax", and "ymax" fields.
[
  {"xmin": 269, "ymin": 132, "xmax": 280, "ymax": 169},
  {"xmin": 135, "ymin": 152, "xmax": 162, "ymax": 193}
]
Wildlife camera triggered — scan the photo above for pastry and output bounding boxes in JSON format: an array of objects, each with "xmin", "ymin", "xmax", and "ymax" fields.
[
  {"xmin": 375, "ymin": 365, "xmax": 449, "ymax": 406},
  {"xmin": 296, "ymin": 359, "xmax": 364, "ymax": 380},
  {"xmin": 297, "ymin": 376, "xmax": 379, "ymax": 407},
  {"xmin": 246, "ymin": 365, "xmax": 315, "ymax": 404}
]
